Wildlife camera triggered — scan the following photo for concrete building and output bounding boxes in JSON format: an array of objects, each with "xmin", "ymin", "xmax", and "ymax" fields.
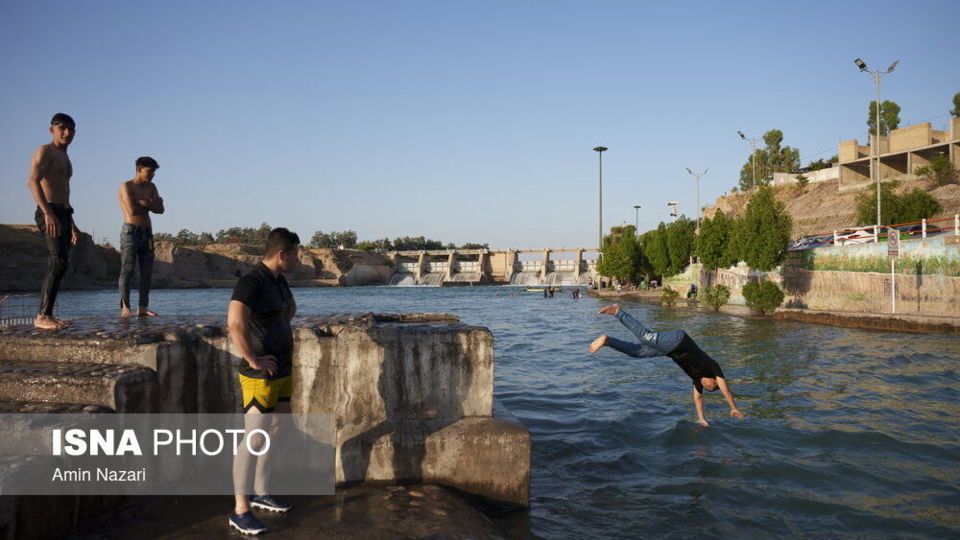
[
  {"xmin": 771, "ymin": 166, "xmax": 839, "ymax": 186},
  {"xmin": 838, "ymin": 117, "xmax": 960, "ymax": 186}
]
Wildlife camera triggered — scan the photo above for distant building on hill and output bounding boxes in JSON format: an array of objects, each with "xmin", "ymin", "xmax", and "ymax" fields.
[{"xmin": 838, "ymin": 117, "xmax": 960, "ymax": 187}]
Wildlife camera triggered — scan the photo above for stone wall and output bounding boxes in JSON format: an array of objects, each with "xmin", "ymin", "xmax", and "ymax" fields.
[
  {"xmin": 0, "ymin": 313, "xmax": 530, "ymax": 537},
  {"xmin": 700, "ymin": 235, "xmax": 960, "ymax": 316}
]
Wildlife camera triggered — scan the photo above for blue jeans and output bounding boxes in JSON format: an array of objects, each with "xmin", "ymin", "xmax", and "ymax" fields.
[
  {"xmin": 605, "ymin": 310, "xmax": 685, "ymax": 359},
  {"xmin": 119, "ymin": 224, "xmax": 155, "ymax": 309}
]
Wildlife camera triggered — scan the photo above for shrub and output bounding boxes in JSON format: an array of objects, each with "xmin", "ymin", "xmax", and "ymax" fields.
[
  {"xmin": 914, "ymin": 154, "xmax": 957, "ymax": 186},
  {"xmin": 742, "ymin": 280, "xmax": 784, "ymax": 314},
  {"xmin": 660, "ymin": 286, "xmax": 679, "ymax": 307},
  {"xmin": 699, "ymin": 284, "xmax": 731, "ymax": 312},
  {"xmin": 795, "ymin": 174, "xmax": 809, "ymax": 189}
]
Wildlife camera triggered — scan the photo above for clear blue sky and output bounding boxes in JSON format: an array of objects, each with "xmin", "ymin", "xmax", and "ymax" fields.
[{"xmin": 2, "ymin": 1, "xmax": 957, "ymax": 249}]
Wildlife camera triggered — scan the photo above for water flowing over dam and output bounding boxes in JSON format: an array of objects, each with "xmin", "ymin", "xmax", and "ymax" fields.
[{"xmin": 386, "ymin": 248, "xmax": 599, "ymax": 286}]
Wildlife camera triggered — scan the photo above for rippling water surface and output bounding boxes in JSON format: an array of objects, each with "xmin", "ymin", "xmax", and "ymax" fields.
[{"xmin": 54, "ymin": 287, "xmax": 960, "ymax": 538}]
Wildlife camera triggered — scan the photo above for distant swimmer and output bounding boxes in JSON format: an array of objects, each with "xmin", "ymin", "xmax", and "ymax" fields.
[
  {"xmin": 590, "ymin": 304, "xmax": 744, "ymax": 427},
  {"xmin": 118, "ymin": 156, "xmax": 164, "ymax": 317},
  {"xmin": 27, "ymin": 113, "xmax": 81, "ymax": 330}
]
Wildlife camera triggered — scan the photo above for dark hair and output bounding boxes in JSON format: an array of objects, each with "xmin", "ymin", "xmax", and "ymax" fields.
[
  {"xmin": 264, "ymin": 228, "xmax": 300, "ymax": 258},
  {"xmin": 135, "ymin": 156, "xmax": 160, "ymax": 169},
  {"xmin": 50, "ymin": 113, "xmax": 75, "ymax": 128}
]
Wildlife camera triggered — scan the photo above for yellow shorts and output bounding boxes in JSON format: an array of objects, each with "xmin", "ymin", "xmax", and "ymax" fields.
[{"xmin": 239, "ymin": 374, "xmax": 292, "ymax": 412}]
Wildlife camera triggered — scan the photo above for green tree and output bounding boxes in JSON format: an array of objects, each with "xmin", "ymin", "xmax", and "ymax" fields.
[
  {"xmin": 699, "ymin": 284, "xmax": 731, "ymax": 312},
  {"xmin": 666, "ymin": 217, "xmax": 697, "ymax": 275},
  {"xmin": 951, "ymin": 92, "xmax": 960, "ymax": 118},
  {"xmin": 696, "ymin": 210, "xmax": 736, "ymax": 271},
  {"xmin": 739, "ymin": 185, "xmax": 792, "ymax": 273},
  {"xmin": 899, "ymin": 189, "xmax": 943, "ymax": 222},
  {"xmin": 742, "ymin": 280, "xmax": 784, "ymax": 314},
  {"xmin": 807, "ymin": 155, "xmax": 838, "ymax": 171},
  {"xmin": 597, "ymin": 226, "xmax": 643, "ymax": 283},
  {"xmin": 867, "ymin": 100, "xmax": 901, "ymax": 136},
  {"xmin": 795, "ymin": 175, "xmax": 809, "ymax": 189},
  {"xmin": 855, "ymin": 180, "xmax": 943, "ymax": 225},
  {"xmin": 914, "ymin": 154, "xmax": 958, "ymax": 186},
  {"xmin": 310, "ymin": 231, "xmax": 335, "ymax": 248},
  {"xmin": 644, "ymin": 224, "xmax": 671, "ymax": 278},
  {"xmin": 739, "ymin": 129, "xmax": 801, "ymax": 190}
]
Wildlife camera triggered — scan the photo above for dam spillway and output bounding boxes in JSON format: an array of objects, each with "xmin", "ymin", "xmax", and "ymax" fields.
[{"xmin": 387, "ymin": 248, "xmax": 599, "ymax": 286}]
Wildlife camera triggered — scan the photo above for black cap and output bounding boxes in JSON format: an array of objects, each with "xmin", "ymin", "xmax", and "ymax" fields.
[{"xmin": 135, "ymin": 156, "xmax": 159, "ymax": 169}]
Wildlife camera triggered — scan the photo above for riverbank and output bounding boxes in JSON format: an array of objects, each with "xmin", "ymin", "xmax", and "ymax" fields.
[{"xmin": 586, "ymin": 288, "xmax": 960, "ymax": 335}]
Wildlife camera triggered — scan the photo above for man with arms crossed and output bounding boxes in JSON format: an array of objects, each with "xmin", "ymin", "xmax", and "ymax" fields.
[
  {"xmin": 590, "ymin": 304, "xmax": 745, "ymax": 427},
  {"xmin": 117, "ymin": 156, "xmax": 164, "ymax": 317},
  {"xmin": 27, "ymin": 113, "xmax": 81, "ymax": 330},
  {"xmin": 227, "ymin": 228, "xmax": 300, "ymax": 535}
]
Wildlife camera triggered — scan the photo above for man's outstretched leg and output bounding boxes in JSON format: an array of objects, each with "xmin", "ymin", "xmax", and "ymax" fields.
[{"xmin": 589, "ymin": 334, "xmax": 608, "ymax": 353}]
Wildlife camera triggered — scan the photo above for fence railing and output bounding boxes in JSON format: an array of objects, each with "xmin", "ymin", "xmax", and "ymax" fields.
[
  {"xmin": 0, "ymin": 295, "xmax": 57, "ymax": 326},
  {"xmin": 791, "ymin": 214, "xmax": 960, "ymax": 251}
]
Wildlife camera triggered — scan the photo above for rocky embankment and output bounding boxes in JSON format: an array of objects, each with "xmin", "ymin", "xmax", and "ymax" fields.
[{"xmin": 0, "ymin": 224, "xmax": 394, "ymax": 291}]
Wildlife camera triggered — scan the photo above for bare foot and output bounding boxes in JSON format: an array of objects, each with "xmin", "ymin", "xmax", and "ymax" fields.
[
  {"xmin": 34, "ymin": 315, "xmax": 69, "ymax": 330},
  {"xmin": 589, "ymin": 335, "xmax": 608, "ymax": 353},
  {"xmin": 121, "ymin": 307, "xmax": 134, "ymax": 318},
  {"xmin": 597, "ymin": 304, "xmax": 621, "ymax": 315},
  {"xmin": 137, "ymin": 308, "xmax": 158, "ymax": 317}
]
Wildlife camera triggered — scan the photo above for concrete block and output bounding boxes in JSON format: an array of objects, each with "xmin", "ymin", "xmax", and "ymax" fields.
[
  {"xmin": 0, "ymin": 360, "xmax": 156, "ymax": 413},
  {"xmin": 337, "ymin": 417, "xmax": 530, "ymax": 507}
]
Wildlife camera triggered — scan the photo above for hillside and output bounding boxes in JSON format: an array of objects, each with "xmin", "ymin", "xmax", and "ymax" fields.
[{"xmin": 704, "ymin": 175, "xmax": 960, "ymax": 239}]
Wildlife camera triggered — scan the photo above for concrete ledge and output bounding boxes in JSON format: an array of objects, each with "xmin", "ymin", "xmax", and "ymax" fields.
[
  {"xmin": 0, "ymin": 313, "xmax": 530, "ymax": 513},
  {"xmin": 337, "ymin": 417, "xmax": 530, "ymax": 507},
  {"xmin": 772, "ymin": 308, "xmax": 960, "ymax": 335},
  {"xmin": 0, "ymin": 360, "xmax": 157, "ymax": 412}
]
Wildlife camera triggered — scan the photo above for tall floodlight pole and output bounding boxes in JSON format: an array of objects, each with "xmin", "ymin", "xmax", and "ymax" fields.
[
  {"xmin": 855, "ymin": 58, "xmax": 899, "ymax": 227},
  {"xmin": 594, "ymin": 146, "xmax": 608, "ymax": 250},
  {"xmin": 633, "ymin": 205, "xmax": 641, "ymax": 233},
  {"xmin": 686, "ymin": 168, "xmax": 708, "ymax": 228},
  {"xmin": 737, "ymin": 130, "xmax": 759, "ymax": 188}
]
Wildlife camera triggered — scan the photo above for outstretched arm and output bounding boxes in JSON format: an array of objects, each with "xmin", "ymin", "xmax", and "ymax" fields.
[
  {"xmin": 716, "ymin": 377, "xmax": 744, "ymax": 419},
  {"xmin": 692, "ymin": 386, "xmax": 709, "ymax": 427}
]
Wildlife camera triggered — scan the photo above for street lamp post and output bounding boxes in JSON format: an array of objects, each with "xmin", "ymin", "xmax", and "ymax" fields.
[
  {"xmin": 633, "ymin": 205, "xmax": 641, "ymax": 233},
  {"xmin": 855, "ymin": 57, "xmax": 899, "ymax": 227},
  {"xmin": 594, "ymin": 146, "xmax": 608, "ymax": 250},
  {"xmin": 737, "ymin": 130, "xmax": 759, "ymax": 188},
  {"xmin": 686, "ymin": 168, "xmax": 708, "ymax": 228}
]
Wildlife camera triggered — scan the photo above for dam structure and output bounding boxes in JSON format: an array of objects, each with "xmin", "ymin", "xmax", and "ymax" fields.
[{"xmin": 386, "ymin": 248, "xmax": 599, "ymax": 287}]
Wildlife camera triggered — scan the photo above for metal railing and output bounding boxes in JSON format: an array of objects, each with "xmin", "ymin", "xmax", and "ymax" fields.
[
  {"xmin": 791, "ymin": 214, "xmax": 960, "ymax": 251},
  {"xmin": 0, "ymin": 295, "xmax": 56, "ymax": 326}
]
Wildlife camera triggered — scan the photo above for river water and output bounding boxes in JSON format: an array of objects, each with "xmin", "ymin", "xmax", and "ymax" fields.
[{"xmin": 51, "ymin": 286, "xmax": 959, "ymax": 538}]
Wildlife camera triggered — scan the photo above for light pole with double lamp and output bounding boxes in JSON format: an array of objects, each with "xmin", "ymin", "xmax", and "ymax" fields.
[
  {"xmin": 686, "ymin": 168, "xmax": 707, "ymax": 228},
  {"xmin": 594, "ymin": 146, "xmax": 608, "ymax": 251},
  {"xmin": 854, "ymin": 57, "xmax": 899, "ymax": 227},
  {"xmin": 737, "ymin": 130, "xmax": 759, "ymax": 188}
]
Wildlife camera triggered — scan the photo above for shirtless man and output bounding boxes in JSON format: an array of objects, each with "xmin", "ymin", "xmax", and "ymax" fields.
[
  {"xmin": 117, "ymin": 157, "xmax": 164, "ymax": 317},
  {"xmin": 590, "ymin": 304, "xmax": 745, "ymax": 427},
  {"xmin": 27, "ymin": 113, "xmax": 81, "ymax": 330}
]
